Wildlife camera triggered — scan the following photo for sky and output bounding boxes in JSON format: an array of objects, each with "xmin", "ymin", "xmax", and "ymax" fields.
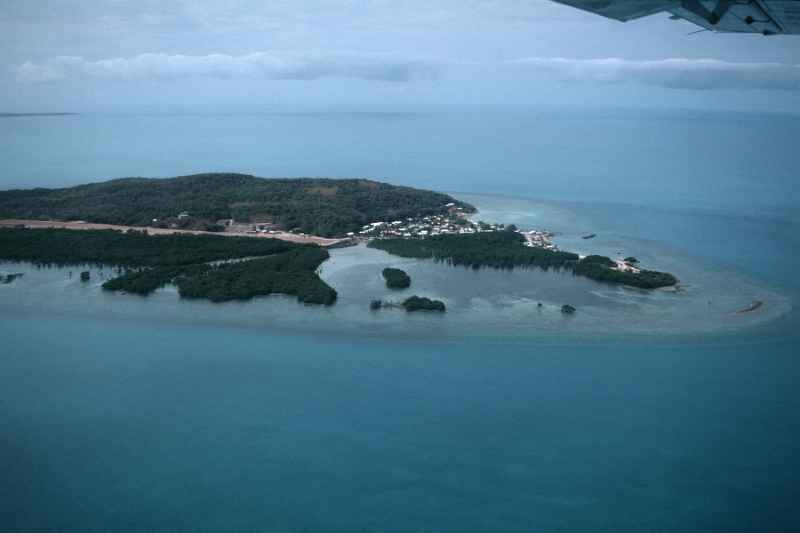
[{"xmin": 2, "ymin": 0, "xmax": 800, "ymax": 113}]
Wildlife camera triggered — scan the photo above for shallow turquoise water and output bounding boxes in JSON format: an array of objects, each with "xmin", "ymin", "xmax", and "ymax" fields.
[{"xmin": 1, "ymin": 109, "xmax": 799, "ymax": 532}]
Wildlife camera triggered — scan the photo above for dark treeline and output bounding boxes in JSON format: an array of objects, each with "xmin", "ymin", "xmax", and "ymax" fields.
[
  {"xmin": 102, "ymin": 248, "xmax": 337, "ymax": 304},
  {"xmin": 369, "ymin": 231, "xmax": 677, "ymax": 289},
  {"xmin": 573, "ymin": 261, "xmax": 677, "ymax": 289},
  {"xmin": 0, "ymin": 227, "xmax": 298, "ymax": 267},
  {"xmin": 580, "ymin": 255, "xmax": 616, "ymax": 267},
  {"xmin": 0, "ymin": 173, "xmax": 474, "ymax": 237},
  {"xmin": 571, "ymin": 254, "xmax": 677, "ymax": 289},
  {"xmin": 175, "ymin": 248, "xmax": 337, "ymax": 305},
  {"xmin": 101, "ymin": 265, "xmax": 209, "ymax": 295},
  {"xmin": 382, "ymin": 267, "xmax": 411, "ymax": 289},
  {"xmin": 0, "ymin": 228, "xmax": 337, "ymax": 305},
  {"xmin": 369, "ymin": 231, "xmax": 580, "ymax": 270}
]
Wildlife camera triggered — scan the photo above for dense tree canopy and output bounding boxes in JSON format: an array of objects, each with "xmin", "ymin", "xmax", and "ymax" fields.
[
  {"xmin": 0, "ymin": 227, "xmax": 337, "ymax": 305},
  {"xmin": 573, "ymin": 261, "xmax": 677, "ymax": 289},
  {"xmin": 175, "ymin": 248, "xmax": 337, "ymax": 305},
  {"xmin": 402, "ymin": 296, "xmax": 446, "ymax": 312},
  {"xmin": 580, "ymin": 255, "xmax": 616, "ymax": 267},
  {"xmin": 369, "ymin": 231, "xmax": 580, "ymax": 270},
  {"xmin": 369, "ymin": 231, "xmax": 677, "ymax": 289},
  {"xmin": 382, "ymin": 267, "xmax": 411, "ymax": 289},
  {"xmin": 0, "ymin": 227, "xmax": 298, "ymax": 267},
  {"xmin": 0, "ymin": 173, "xmax": 474, "ymax": 237}
]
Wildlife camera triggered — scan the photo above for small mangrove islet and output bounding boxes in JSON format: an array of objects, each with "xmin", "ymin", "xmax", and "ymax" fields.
[
  {"xmin": 382, "ymin": 267, "xmax": 411, "ymax": 289},
  {"xmin": 370, "ymin": 296, "xmax": 446, "ymax": 312},
  {"xmin": 403, "ymin": 296, "xmax": 446, "ymax": 312}
]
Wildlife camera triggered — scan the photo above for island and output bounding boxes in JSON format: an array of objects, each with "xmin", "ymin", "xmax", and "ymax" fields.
[
  {"xmin": 369, "ymin": 296, "xmax": 446, "ymax": 312},
  {"xmin": 382, "ymin": 268, "xmax": 411, "ymax": 289},
  {"xmin": 368, "ymin": 231, "xmax": 677, "ymax": 289},
  {"xmin": 0, "ymin": 174, "xmax": 678, "ymax": 312},
  {"xmin": 0, "ymin": 173, "xmax": 474, "ymax": 237},
  {"xmin": 0, "ymin": 227, "xmax": 337, "ymax": 305},
  {"xmin": 402, "ymin": 296, "xmax": 446, "ymax": 312},
  {"xmin": 0, "ymin": 112, "xmax": 78, "ymax": 118}
]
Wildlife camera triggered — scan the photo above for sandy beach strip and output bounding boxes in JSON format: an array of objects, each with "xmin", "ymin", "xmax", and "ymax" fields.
[{"xmin": 0, "ymin": 219, "xmax": 346, "ymax": 247}]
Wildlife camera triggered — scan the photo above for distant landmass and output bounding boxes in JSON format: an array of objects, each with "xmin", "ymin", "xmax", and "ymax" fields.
[
  {"xmin": 0, "ymin": 113, "xmax": 78, "ymax": 117},
  {"xmin": 0, "ymin": 173, "xmax": 474, "ymax": 237}
]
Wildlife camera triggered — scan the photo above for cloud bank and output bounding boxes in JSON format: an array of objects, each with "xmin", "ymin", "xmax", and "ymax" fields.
[
  {"xmin": 15, "ymin": 53, "xmax": 800, "ymax": 92},
  {"xmin": 508, "ymin": 57, "xmax": 800, "ymax": 91},
  {"xmin": 15, "ymin": 51, "xmax": 442, "ymax": 83}
]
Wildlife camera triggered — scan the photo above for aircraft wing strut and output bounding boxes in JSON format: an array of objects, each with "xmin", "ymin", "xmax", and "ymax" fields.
[{"xmin": 549, "ymin": 0, "xmax": 800, "ymax": 35}]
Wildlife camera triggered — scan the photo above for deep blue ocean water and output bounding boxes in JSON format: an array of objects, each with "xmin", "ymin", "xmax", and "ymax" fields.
[{"xmin": 1, "ymin": 108, "xmax": 799, "ymax": 532}]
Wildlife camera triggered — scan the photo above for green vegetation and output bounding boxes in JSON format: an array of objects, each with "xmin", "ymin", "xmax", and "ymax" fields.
[
  {"xmin": 0, "ymin": 227, "xmax": 297, "ymax": 267},
  {"xmin": 369, "ymin": 231, "xmax": 580, "ymax": 270},
  {"xmin": 0, "ymin": 173, "xmax": 474, "ymax": 237},
  {"xmin": 402, "ymin": 296, "xmax": 446, "ymax": 312},
  {"xmin": 368, "ymin": 231, "xmax": 677, "ymax": 289},
  {"xmin": 0, "ymin": 228, "xmax": 336, "ymax": 305},
  {"xmin": 101, "ymin": 265, "xmax": 209, "ymax": 296},
  {"xmin": 102, "ymin": 249, "xmax": 337, "ymax": 305},
  {"xmin": 580, "ymin": 255, "xmax": 616, "ymax": 267},
  {"xmin": 382, "ymin": 267, "xmax": 411, "ymax": 289},
  {"xmin": 624, "ymin": 256, "xmax": 639, "ymax": 263},
  {"xmin": 175, "ymin": 248, "xmax": 336, "ymax": 305},
  {"xmin": 573, "ymin": 261, "xmax": 677, "ymax": 289}
]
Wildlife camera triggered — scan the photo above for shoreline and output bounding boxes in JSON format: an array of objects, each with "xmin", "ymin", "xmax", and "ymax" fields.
[{"xmin": 0, "ymin": 219, "xmax": 346, "ymax": 247}]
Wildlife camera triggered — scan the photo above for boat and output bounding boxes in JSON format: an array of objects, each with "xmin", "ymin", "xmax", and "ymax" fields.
[{"xmin": 581, "ymin": 233, "xmax": 596, "ymax": 239}]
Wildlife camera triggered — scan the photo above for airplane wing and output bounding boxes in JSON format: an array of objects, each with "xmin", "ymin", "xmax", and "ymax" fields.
[{"xmin": 549, "ymin": 1, "xmax": 800, "ymax": 35}]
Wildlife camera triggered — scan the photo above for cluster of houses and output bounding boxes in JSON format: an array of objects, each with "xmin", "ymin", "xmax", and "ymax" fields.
[
  {"xmin": 349, "ymin": 213, "xmax": 558, "ymax": 250},
  {"xmin": 352, "ymin": 214, "xmax": 487, "ymax": 239},
  {"xmin": 523, "ymin": 230, "xmax": 558, "ymax": 250},
  {"xmin": 169, "ymin": 208, "xmax": 558, "ymax": 250}
]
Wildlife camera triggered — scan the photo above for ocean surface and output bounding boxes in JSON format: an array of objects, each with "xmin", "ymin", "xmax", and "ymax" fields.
[{"xmin": 1, "ymin": 108, "xmax": 799, "ymax": 532}]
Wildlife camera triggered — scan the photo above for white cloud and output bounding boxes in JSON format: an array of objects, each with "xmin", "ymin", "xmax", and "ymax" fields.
[
  {"xmin": 508, "ymin": 57, "xmax": 800, "ymax": 91},
  {"xmin": 15, "ymin": 51, "xmax": 442, "ymax": 83},
  {"xmin": 15, "ymin": 52, "xmax": 800, "ymax": 94}
]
